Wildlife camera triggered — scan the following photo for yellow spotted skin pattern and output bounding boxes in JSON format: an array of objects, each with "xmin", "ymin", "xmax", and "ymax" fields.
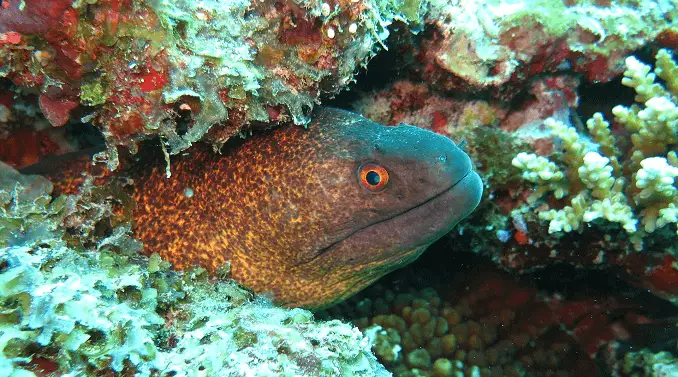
[{"xmin": 44, "ymin": 108, "xmax": 481, "ymax": 308}]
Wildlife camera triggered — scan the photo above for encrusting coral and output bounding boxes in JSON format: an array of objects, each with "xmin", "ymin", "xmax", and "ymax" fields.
[
  {"xmin": 156, "ymin": 282, "xmax": 389, "ymax": 377},
  {"xmin": 0, "ymin": 162, "xmax": 390, "ymax": 377},
  {"xmin": 612, "ymin": 349, "xmax": 678, "ymax": 377},
  {"xmin": 0, "ymin": 0, "xmax": 411, "ymax": 169},
  {"xmin": 416, "ymin": 0, "xmax": 678, "ymax": 94},
  {"xmin": 3, "ymin": 0, "xmax": 676, "ymax": 171},
  {"xmin": 512, "ymin": 49, "xmax": 678, "ymax": 250},
  {"xmin": 1, "ymin": 236, "xmax": 165, "ymax": 376},
  {"xmin": 0, "ymin": 163, "xmax": 164, "ymax": 375}
]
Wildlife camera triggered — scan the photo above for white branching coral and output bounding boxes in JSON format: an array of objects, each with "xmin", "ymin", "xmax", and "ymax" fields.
[
  {"xmin": 512, "ymin": 152, "xmax": 568, "ymax": 201},
  {"xmin": 512, "ymin": 49, "xmax": 678, "ymax": 250}
]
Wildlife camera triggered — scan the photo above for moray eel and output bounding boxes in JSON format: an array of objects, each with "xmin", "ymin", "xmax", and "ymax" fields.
[{"xmin": 38, "ymin": 108, "xmax": 483, "ymax": 308}]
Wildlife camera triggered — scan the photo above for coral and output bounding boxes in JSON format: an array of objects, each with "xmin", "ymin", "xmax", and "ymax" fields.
[
  {"xmin": 501, "ymin": 76, "xmax": 581, "ymax": 133},
  {"xmin": 352, "ymin": 80, "xmax": 505, "ymax": 137},
  {"xmin": 1, "ymin": 242, "xmax": 390, "ymax": 376},
  {"xmin": 332, "ymin": 285, "xmax": 533, "ymax": 377},
  {"xmin": 320, "ymin": 267, "xmax": 615, "ymax": 377},
  {"xmin": 0, "ymin": 83, "xmax": 76, "ymax": 169},
  {"xmin": 1, "ymin": 239, "xmax": 164, "ymax": 376},
  {"xmin": 319, "ymin": 255, "xmax": 678, "ymax": 377},
  {"xmin": 156, "ymin": 281, "xmax": 390, "ymax": 377},
  {"xmin": 0, "ymin": 162, "xmax": 390, "ymax": 376},
  {"xmin": 4, "ymin": 0, "xmax": 669, "ymax": 168},
  {"xmin": 616, "ymin": 350, "xmax": 678, "ymax": 377},
  {"xmin": 512, "ymin": 49, "xmax": 678, "ymax": 250},
  {"xmin": 0, "ymin": 0, "xmax": 405, "ymax": 169},
  {"xmin": 0, "ymin": 162, "xmax": 67, "ymax": 247},
  {"xmin": 416, "ymin": 0, "xmax": 678, "ymax": 95},
  {"xmin": 0, "ymin": 161, "xmax": 165, "ymax": 375}
]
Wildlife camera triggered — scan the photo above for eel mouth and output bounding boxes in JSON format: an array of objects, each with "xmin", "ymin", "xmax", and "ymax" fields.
[{"xmin": 309, "ymin": 168, "xmax": 483, "ymax": 266}]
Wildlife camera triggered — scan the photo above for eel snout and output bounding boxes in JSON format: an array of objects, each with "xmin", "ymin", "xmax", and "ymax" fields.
[{"xmin": 342, "ymin": 139, "xmax": 483, "ymax": 261}]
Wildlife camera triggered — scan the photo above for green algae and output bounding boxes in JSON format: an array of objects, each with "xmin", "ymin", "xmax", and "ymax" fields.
[{"xmin": 80, "ymin": 80, "xmax": 108, "ymax": 106}]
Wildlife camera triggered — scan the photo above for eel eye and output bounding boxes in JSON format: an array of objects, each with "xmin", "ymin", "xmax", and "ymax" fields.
[{"xmin": 359, "ymin": 163, "xmax": 389, "ymax": 192}]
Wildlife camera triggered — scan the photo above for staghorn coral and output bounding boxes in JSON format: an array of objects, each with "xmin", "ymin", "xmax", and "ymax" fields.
[
  {"xmin": 512, "ymin": 49, "xmax": 678, "ymax": 250},
  {"xmin": 0, "ymin": 162, "xmax": 391, "ymax": 376}
]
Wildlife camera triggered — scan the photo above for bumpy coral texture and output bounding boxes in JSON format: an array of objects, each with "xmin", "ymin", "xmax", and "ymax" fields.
[
  {"xmin": 156, "ymin": 283, "xmax": 390, "ymax": 377},
  {"xmin": 615, "ymin": 349, "xmax": 678, "ymax": 377},
  {"xmin": 420, "ymin": 0, "xmax": 678, "ymax": 92},
  {"xmin": 0, "ymin": 163, "xmax": 163, "ymax": 376},
  {"xmin": 319, "ymin": 273, "xmax": 614, "ymax": 377},
  {"xmin": 512, "ymin": 49, "xmax": 678, "ymax": 250}
]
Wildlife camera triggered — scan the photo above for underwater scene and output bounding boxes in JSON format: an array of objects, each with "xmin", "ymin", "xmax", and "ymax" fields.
[{"xmin": 1, "ymin": 0, "xmax": 678, "ymax": 376}]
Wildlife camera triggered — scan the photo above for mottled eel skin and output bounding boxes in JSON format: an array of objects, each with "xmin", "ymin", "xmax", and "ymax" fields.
[{"xmin": 50, "ymin": 108, "xmax": 483, "ymax": 308}]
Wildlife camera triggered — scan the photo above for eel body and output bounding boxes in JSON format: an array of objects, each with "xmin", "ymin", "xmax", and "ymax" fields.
[{"xmin": 44, "ymin": 108, "xmax": 484, "ymax": 308}]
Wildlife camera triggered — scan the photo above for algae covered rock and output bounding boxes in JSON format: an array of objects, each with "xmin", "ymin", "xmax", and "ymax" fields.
[{"xmin": 0, "ymin": 0, "xmax": 399, "ymax": 169}]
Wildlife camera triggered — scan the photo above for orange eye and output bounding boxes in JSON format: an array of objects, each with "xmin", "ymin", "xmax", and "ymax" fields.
[{"xmin": 359, "ymin": 163, "xmax": 389, "ymax": 192}]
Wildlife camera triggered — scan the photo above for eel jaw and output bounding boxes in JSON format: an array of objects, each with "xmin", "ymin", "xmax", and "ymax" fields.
[
  {"xmin": 314, "ymin": 168, "xmax": 483, "ymax": 271},
  {"xmin": 285, "ymin": 169, "xmax": 483, "ymax": 308}
]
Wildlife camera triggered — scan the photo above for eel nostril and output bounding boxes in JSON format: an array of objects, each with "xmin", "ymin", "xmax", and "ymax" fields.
[{"xmin": 437, "ymin": 154, "xmax": 448, "ymax": 164}]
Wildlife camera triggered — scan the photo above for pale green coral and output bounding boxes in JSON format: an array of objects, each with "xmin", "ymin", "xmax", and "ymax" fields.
[
  {"xmin": 512, "ymin": 49, "xmax": 678, "ymax": 249},
  {"xmin": 0, "ymin": 166, "xmax": 165, "ymax": 376},
  {"xmin": 423, "ymin": 0, "xmax": 678, "ymax": 90},
  {"xmin": 155, "ymin": 283, "xmax": 389, "ymax": 377},
  {"xmin": 1, "ymin": 240, "xmax": 164, "ymax": 376},
  {"xmin": 512, "ymin": 152, "xmax": 568, "ymax": 202},
  {"xmin": 148, "ymin": 0, "xmax": 396, "ymax": 154},
  {"xmin": 621, "ymin": 349, "xmax": 678, "ymax": 377},
  {"xmin": 1, "ymin": 240, "xmax": 391, "ymax": 377},
  {"xmin": 0, "ymin": 164, "xmax": 68, "ymax": 247}
]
